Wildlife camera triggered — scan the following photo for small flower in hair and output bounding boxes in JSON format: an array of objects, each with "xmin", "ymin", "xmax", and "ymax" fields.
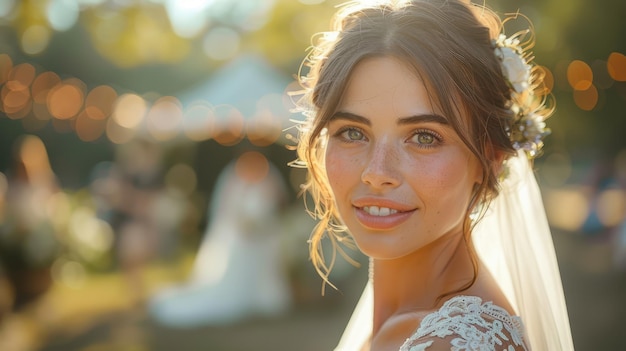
[
  {"xmin": 494, "ymin": 34, "xmax": 531, "ymax": 94},
  {"xmin": 508, "ymin": 112, "xmax": 550, "ymax": 158}
]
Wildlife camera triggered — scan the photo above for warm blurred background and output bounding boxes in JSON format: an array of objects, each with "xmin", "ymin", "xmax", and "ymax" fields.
[{"xmin": 0, "ymin": 0, "xmax": 623, "ymax": 350}]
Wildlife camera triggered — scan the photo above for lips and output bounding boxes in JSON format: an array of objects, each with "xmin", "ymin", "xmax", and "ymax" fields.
[{"xmin": 352, "ymin": 198, "xmax": 416, "ymax": 230}]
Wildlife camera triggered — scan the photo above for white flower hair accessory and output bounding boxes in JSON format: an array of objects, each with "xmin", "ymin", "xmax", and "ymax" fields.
[{"xmin": 493, "ymin": 32, "xmax": 551, "ymax": 159}]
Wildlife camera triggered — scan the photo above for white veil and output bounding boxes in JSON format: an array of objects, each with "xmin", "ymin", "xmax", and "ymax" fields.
[
  {"xmin": 335, "ymin": 151, "xmax": 575, "ymax": 351},
  {"xmin": 473, "ymin": 150, "xmax": 574, "ymax": 350}
]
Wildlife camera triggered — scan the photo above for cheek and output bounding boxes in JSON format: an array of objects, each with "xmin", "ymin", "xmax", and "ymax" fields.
[
  {"xmin": 412, "ymin": 154, "xmax": 477, "ymax": 206},
  {"xmin": 324, "ymin": 146, "xmax": 357, "ymax": 197}
]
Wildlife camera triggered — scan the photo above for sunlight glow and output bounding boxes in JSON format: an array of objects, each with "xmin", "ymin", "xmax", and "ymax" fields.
[
  {"xmin": 47, "ymin": 0, "xmax": 80, "ymax": 31},
  {"xmin": 164, "ymin": 0, "xmax": 214, "ymax": 38},
  {"xmin": 0, "ymin": 0, "xmax": 15, "ymax": 17}
]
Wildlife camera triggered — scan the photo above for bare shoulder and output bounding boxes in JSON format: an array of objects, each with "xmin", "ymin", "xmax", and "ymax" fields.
[{"xmin": 369, "ymin": 310, "xmax": 427, "ymax": 351}]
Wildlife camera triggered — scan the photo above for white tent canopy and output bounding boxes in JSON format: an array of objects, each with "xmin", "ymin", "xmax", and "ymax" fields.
[{"xmin": 181, "ymin": 54, "xmax": 293, "ymax": 120}]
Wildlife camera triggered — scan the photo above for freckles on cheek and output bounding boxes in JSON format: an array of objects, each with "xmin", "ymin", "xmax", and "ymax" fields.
[
  {"xmin": 428, "ymin": 158, "xmax": 469, "ymax": 188},
  {"xmin": 325, "ymin": 151, "xmax": 352, "ymax": 192}
]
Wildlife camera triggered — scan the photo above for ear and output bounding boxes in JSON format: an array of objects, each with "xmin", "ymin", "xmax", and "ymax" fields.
[{"xmin": 484, "ymin": 143, "xmax": 507, "ymax": 180}]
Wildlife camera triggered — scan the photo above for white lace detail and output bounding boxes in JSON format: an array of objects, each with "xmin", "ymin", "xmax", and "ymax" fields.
[{"xmin": 399, "ymin": 296, "xmax": 528, "ymax": 351}]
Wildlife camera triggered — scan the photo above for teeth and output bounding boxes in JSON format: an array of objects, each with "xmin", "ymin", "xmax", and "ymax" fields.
[{"xmin": 363, "ymin": 206, "xmax": 398, "ymax": 216}]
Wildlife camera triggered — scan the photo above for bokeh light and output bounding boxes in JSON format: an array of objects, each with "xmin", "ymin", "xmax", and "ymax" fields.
[
  {"xmin": 567, "ymin": 60, "xmax": 593, "ymax": 91},
  {"xmin": 544, "ymin": 188, "xmax": 590, "ymax": 232},
  {"xmin": 183, "ymin": 102, "xmax": 216, "ymax": 142},
  {"xmin": 3, "ymin": 62, "xmax": 36, "ymax": 119},
  {"xmin": 21, "ymin": 24, "xmax": 52, "ymax": 55},
  {"xmin": 46, "ymin": 0, "xmax": 80, "ymax": 32},
  {"xmin": 146, "ymin": 96, "xmax": 183, "ymax": 141},
  {"xmin": 47, "ymin": 79, "xmax": 85, "ymax": 120},
  {"xmin": 111, "ymin": 93, "xmax": 146, "ymax": 130},
  {"xmin": 247, "ymin": 107, "xmax": 282, "ymax": 146},
  {"xmin": 607, "ymin": 52, "xmax": 626, "ymax": 82},
  {"xmin": 1, "ymin": 82, "xmax": 31, "ymax": 119},
  {"xmin": 212, "ymin": 104, "xmax": 245, "ymax": 146},
  {"xmin": 163, "ymin": 0, "xmax": 212, "ymax": 38},
  {"xmin": 106, "ymin": 116, "xmax": 136, "ymax": 145},
  {"xmin": 247, "ymin": 94, "xmax": 284, "ymax": 147},
  {"xmin": 85, "ymin": 85, "xmax": 118, "ymax": 120},
  {"xmin": 8, "ymin": 63, "xmax": 36, "ymax": 89},
  {"xmin": 31, "ymin": 71, "xmax": 61, "ymax": 105},
  {"xmin": 595, "ymin": 189, "xmax": 626, "ymax": 227},
  {"xmin": 573, "ymin": 84, "xmax": 599, "ymax": 111},
  {"xmin": 75, "ymin": 109, "xmax": 106, "ymax": 142}
]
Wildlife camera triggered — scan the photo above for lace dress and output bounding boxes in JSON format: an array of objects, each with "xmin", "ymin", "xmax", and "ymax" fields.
[{"xmin": 399, "ymin": 296, "xmax": 528, "ymax": 351}]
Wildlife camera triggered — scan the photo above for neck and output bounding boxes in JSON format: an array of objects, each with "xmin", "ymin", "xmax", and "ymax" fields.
[{"xmin": 371, "ymin": 232, "xmax": 475, "ymax": 333}]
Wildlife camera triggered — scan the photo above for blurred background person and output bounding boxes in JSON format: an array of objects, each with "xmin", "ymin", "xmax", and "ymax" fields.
[
  {"xmin": 0, "ymin": 135, "xmax": 61, "ymax": 313},
  {"xmin": 149, "ymin": 150, "xmax": 292, "ymax": 327},
  {"xmin": 110, "ymin": 138, "xmax": 167, "ymax": 307}
]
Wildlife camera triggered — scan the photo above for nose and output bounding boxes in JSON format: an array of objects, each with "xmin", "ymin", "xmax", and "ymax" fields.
[{"xmin": 361, "ymin": 141, "xmax": 401, "ymax": 189}]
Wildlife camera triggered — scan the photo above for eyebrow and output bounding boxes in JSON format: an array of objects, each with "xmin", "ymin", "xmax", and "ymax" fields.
[{"xmin": 330, "ymin": 111, "xmax": 449, "ymax": 126}]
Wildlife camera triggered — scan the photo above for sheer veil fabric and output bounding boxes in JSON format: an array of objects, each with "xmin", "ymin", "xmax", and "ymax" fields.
[
  {"xmin": 473, "ymin": 151, "xmax": 574, "ymax": 350},
  {"xmin": 334, "ymin": 151, "xmax": 575, "ymax": 351}
]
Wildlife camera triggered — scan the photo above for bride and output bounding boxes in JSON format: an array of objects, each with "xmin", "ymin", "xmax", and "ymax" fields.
[{"xmin": 292, "ymin": 0, "xmax": 575, "ymax": 350}]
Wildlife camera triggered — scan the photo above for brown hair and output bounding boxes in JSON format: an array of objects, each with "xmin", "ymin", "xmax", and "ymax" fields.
[{"xmin": 294, "ymin": 0, "xmax": 549, "ymax": 291}]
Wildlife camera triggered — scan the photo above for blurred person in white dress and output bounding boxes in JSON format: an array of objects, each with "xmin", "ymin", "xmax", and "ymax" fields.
[{"xmin": 149, "ymin": 150, "xmax": 292, "ymax": 327}]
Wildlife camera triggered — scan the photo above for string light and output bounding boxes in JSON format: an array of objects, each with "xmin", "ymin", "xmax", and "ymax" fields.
[{"xmin": 0, "ymin": 49, "xmax": 623, "ymax": 144}]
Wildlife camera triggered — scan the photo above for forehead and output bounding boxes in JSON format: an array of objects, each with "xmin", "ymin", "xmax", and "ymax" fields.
[{"xmin": 338, "ymin": 56, "xmax": 438, "ymax": 117}]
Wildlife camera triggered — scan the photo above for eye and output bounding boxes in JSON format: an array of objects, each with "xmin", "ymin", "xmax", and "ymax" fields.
[
  {"xmin": 416, "ymin": 133, "xmax": 434, "ymax": 144},
  {"xmin": 346, "ymin": 128, "xmax": 364, "ymax": 141},
  {"xmin": 409, "ymin": 130, "xmax": 442, "ymax": 147},
  {"xmin": 335, "ymin": 127, "xmax": 366, "ymax": 142}
]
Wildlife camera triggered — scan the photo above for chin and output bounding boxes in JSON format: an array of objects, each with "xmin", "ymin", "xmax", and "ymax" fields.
[{"xmin": 352, "ymin": 235, "xmax": 418, "ymax": 261}]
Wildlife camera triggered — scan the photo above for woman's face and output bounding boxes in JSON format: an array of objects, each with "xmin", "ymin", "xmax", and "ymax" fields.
[{"xmin": 324, "ymin": 56, "xmax": 482, "ymax": 259}]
